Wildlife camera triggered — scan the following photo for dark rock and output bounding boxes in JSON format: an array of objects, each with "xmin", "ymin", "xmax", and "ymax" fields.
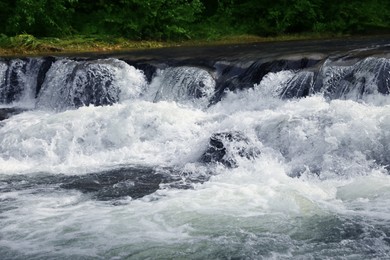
[
  {"xmin": 0, "ymin": 107, "xmax": 26, "ymax": 121},
  {"xmin": 35, "ymin": 56, "xmax": 56, "ymax": 97},
  {"xmin": 61, "ymin": 167, "xmax": 164, "ymax": 200},
  {"xmin": 211, "ymin": 58, "xmax": 321, "ymax": 104},
  {"xmin": 0, "ymin": 59, "xmax": 27, "ymax": 104},
  {"xmin": 0, "ymin": 165, "xmax": 212, "ymax": 201},
  {"xmin": 70, "ymin": 61, "xmax": 121, "ymax": 108},
  {"xmin": 200, "ymin": 131, "xmax": 260, "ymax": 168},
  {"xmin": 0, "ymin": 58, "xmax": 53, "ymax": 104},
  {"xmin": 124, "ymin": 61, "xmax": 158, "ymax": 83}
]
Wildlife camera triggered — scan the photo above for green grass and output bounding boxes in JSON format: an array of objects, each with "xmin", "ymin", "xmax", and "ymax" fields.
[
  {"xmin": 0, "ymin": 34, "xmax": 169, "ymax": 56},
  {"xmin": 0, "ymin": 32, "xmax": 345, "ymax": 57}
]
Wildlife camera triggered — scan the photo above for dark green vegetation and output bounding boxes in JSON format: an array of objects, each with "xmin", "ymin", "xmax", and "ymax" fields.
[
  {"xmin": 1, "ymin": 0, "xmax": 390, "ymax": 39},
  {"xmin": 0, "ymin": 0, "xmax": 389, "ymax": 55}
]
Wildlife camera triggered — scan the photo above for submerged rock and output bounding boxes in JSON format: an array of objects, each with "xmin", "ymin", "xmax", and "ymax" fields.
[
  {"xmin": 60, "ymin": 166, "xmax": 210, "ymax": 200},
  {"xmin": 0, "ymin": 166, "xmax": 211, "ymax": 201},
  {"xmin": 200, "ymin": 131, "xmax": 260, "ymax": 168},
  {"xmin": 60, "ymin": 167, "xmax": 164, "ymax": 200}
]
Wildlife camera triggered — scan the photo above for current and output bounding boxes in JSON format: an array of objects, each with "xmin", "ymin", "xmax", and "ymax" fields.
[{"xmin": 1, "ymin": 37, "xmax": 390, "ymax": 259}]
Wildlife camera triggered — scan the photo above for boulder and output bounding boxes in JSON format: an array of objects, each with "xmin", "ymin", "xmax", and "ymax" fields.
[
  {"xmin": 200, "ymin": 131, "xmax": 260, "ymax": 168},
  {"xmin": 61, "ymin": 167, "xmax": 163, "ymax": 200}
]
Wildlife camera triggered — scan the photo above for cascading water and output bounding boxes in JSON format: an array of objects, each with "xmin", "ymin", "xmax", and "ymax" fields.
[
  {"xmin": 0, "ymin": 58, "xmax": 47, "ymax": 107},
  {"xmin": 314, "ymin": 57, "xmax": 390, "ymax": 100},
  {"xmin": 36, "ymin": 58, "xmax": 147, "ymax": 111},
  {"xmin": 150, "ymin": 66, "xmax": 215, "ymax": 108},
  {"xmin": 1, "ymin": 39, "xmax": 390, "ymax": 259}
]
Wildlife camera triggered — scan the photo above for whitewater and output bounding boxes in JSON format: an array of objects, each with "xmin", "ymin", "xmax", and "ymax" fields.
[{"xmin": 1, "ymin": 39, "xmax": 390, "ymax": 259}]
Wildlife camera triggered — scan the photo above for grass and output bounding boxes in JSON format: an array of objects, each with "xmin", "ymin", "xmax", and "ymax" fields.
[
  {"xmin": 0, "ymin": 34, "xmax": 169, "ymax": 56},
  {"xmin": 0, "ymin": 32, "xmax": 345, "ymax": 57}
]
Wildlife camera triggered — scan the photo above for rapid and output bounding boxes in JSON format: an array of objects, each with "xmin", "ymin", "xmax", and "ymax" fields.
[{"xmin": 1, "ymin": 38, "xmax": 390, "ymax": 259}]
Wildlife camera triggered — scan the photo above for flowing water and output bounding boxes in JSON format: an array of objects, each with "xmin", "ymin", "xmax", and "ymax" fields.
[{"xmin": 1, "ymin": 39, "xmax": 390, "ymax": 259}]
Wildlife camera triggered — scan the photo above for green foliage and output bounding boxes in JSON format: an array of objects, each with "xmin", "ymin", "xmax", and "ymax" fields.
[
  {"xmin": 0, "ymin": 34, "xmax": 11, "ymax": 47},
  {"xmin": 320, "ymin": 0, "xmax": 390, "ymax": 33},
  {"xmin": 74, "ymin": 0, "xmax": 204, "ymax": 40},
  {"xmin": 0, "ymin": 1, "xmax": 13, "ymax": 27},
  {"xmin": 5, "ymin": 0, "xmax": 77, "ymax": 36},
  {"xmin": 9, "ymin": 34, "xmax": 41, "ymax": 49},
  {"xmin": 265, "ymin": 0, "xmax": 322, "ymax": 34},
  {"xmin": 0, "ymin": 0, "xmax": 388, "ymax": 40}
]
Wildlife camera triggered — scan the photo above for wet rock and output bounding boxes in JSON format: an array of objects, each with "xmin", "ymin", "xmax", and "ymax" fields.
[
  {"xmin": 124, "ymin": 61, "xmax": 158, "ymax": 83},
  {"xmin": 61, "ymin": 167, "xmax": 164, "ymax": 200},
  {"xmin": 35, "ymin": 56, "xmax": 56, "ymax": 97},
  {"xmin": 0, "ymin": 59, "xmax": 27, "ymax": 104},
  {"xmin": 0, "ymin": 166, "xmax": 211, "ymax": 201},
  {"xmin": 314, "ymin": 57, "xmax": 390, "ymax": 99},
  {"xmin": 0, "ymin": 108, "xmax": 26, "ymax": 121},
  {"xmin": 200, "ymin": 131, "xmax": 260, "ymax": 168},
  {"xmin": 0, "ymin": 58, "xmax": 50, "ymax": 104},
  {"xmin": 281, "ymin": 71, "xmax": 314, "ymax": 99},
  {"xmin": 211, "ymin": 58, "xmax": 321, "ymax": 103}
]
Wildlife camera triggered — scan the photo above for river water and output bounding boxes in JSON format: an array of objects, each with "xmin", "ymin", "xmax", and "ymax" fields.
[{"xmin": 1, "ymin": 38, "xmax": 390, "ymax": 259}]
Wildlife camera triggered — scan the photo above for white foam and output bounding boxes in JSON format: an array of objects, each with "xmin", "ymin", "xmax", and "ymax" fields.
[{"xmin": 0, "ymin": 100, "xmax": 209, "ymax": 174}]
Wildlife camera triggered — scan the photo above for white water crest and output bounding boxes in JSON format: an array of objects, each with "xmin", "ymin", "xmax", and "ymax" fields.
[{"xmin": 1, "ymin": 54, "xmax": 390, "ymax": 259}]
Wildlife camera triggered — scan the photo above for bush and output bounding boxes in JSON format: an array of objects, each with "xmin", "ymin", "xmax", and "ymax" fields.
[
  {"xmin": 74, "ymin": 0, "xmax": 204, "ymax": 40},
  {"xmin": 5, "ymin": 0, "xmax": 76, "ymax": 36}
]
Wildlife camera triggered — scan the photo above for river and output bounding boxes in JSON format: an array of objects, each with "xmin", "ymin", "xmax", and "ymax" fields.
[{"xmin": 1, "ymin": 36, "xmax": 390, "ymax": 259}]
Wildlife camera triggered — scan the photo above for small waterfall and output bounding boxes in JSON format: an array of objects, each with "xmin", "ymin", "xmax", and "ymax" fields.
[
  {"xmin": 36, "ymin": 59, "xmax": 147, "ymax": 111},
  {"xmin": 0, "ymin": 61, "xmax": 7, "ymax": 100},
  {"xmin": 314, "ymin": 57, "xmax": 390, "ymax": 100},
  {"xmin": 253, "ymin": 70, "xmax": 314, "ymax": 99},
  {"xmin": 212, "ymin": 58, "xmax": 321, "ymax": 103},
  {"xmin": 0, "ymin": 59, "xmax": 45, "ymax": 107},
  {"xmin": 250, "ymin": 56, "xmax": 390, "ymax": 101},
  {"xmin": 253, "ymin": 70, "xmax": 296, "ymax": 97},
  {"xmin": 281, "ymin": 71, "xmax": 314, "ymax": 99},
  {"xmin": 151, "ymin": 66, "xmax": 215, "ymax": 106},
  {"xmin": 0, "ymin": 55, "xmax": 388, "ymax": 113}
]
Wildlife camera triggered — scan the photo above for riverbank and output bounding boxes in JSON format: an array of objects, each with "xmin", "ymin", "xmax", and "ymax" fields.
[{"xmin": 0, "ymin": 33, "xmax": 346, "ymax": 57}]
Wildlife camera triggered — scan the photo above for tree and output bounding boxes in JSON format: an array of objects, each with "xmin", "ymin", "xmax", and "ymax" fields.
[
  {"xmin": 73, "ymin": 0, "xmax": 204, "ymax": 40},
  {"xmin": 6, "ymin": 0, "xmax": 77, "ymax": 36}
]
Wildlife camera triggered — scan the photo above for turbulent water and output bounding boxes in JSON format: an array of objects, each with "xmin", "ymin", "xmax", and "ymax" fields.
[{"xmin": 1, "ymin": 41, "xmax": 390, "ymax": 259}]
